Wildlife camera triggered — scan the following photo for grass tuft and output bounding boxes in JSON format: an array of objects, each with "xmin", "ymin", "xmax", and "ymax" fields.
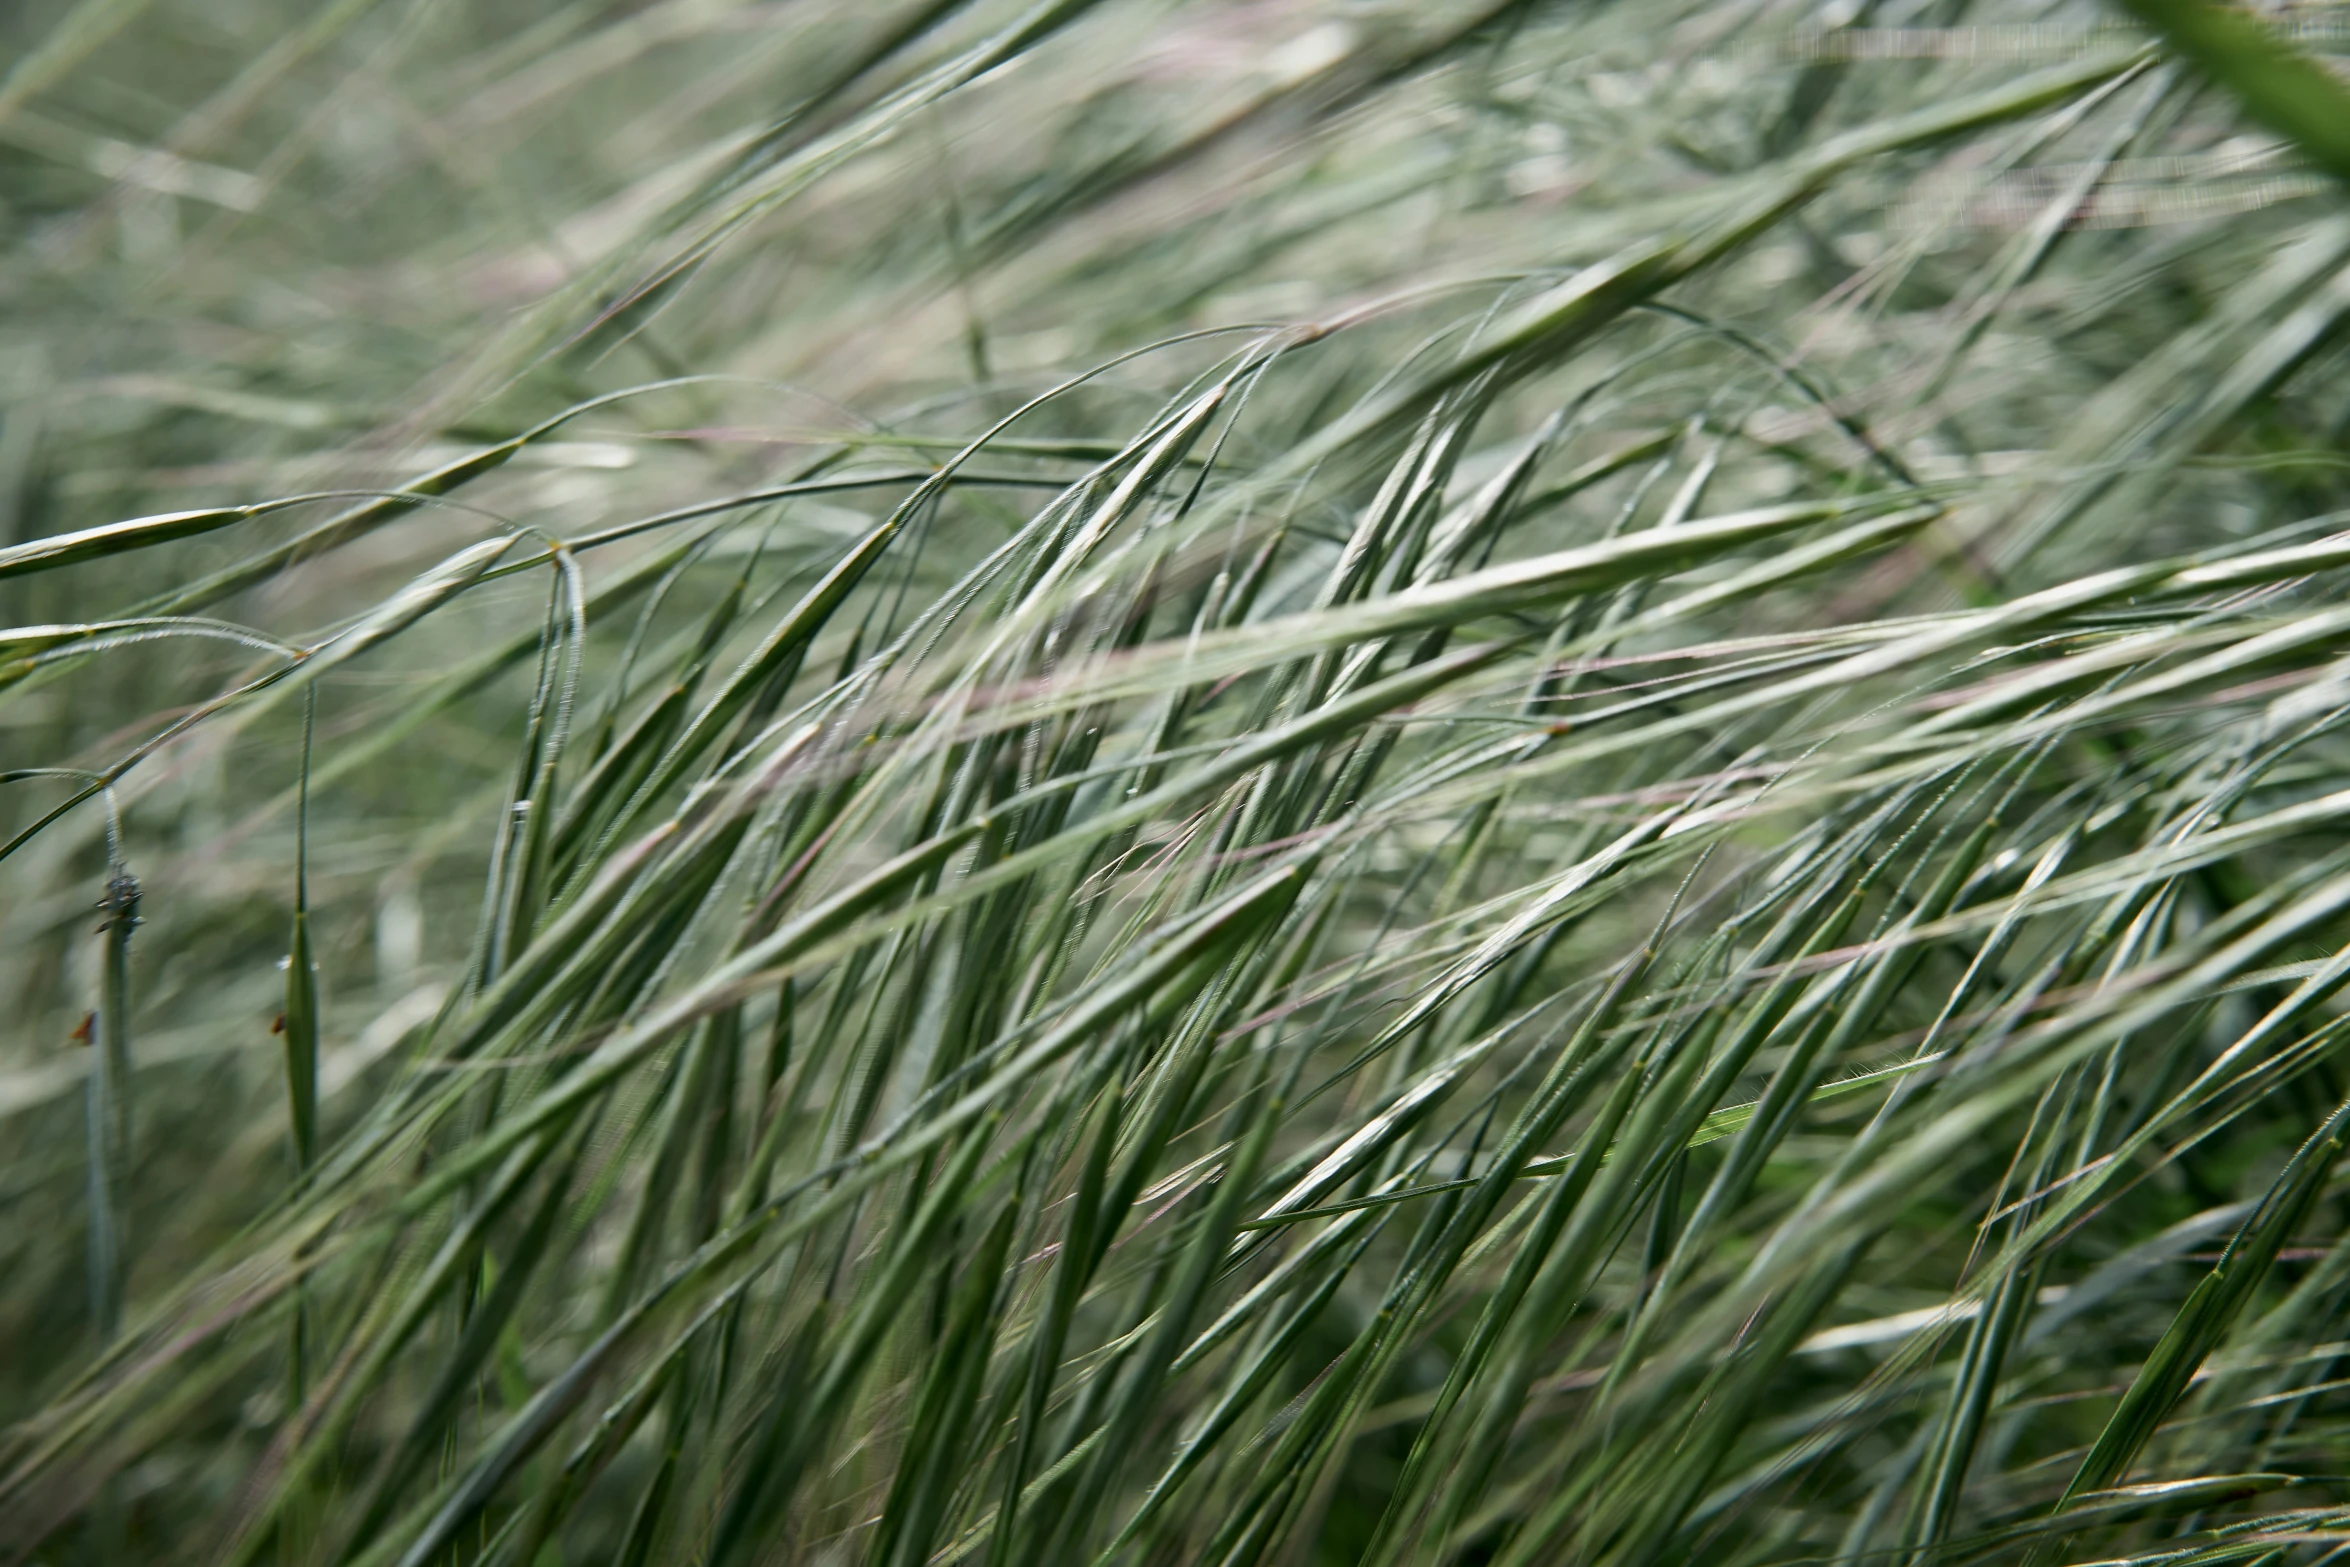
[{"xmin": 6, "ymin": 1, "xmax": 2350, "ymax": 1563}]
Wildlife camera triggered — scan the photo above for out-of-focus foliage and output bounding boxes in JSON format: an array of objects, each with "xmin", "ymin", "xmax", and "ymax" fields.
[{"xmin": 5, "ymin": 1, "xmax": 2350, "ymax": 1564}]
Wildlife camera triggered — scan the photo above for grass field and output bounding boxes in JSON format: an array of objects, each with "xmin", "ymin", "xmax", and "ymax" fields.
[{"xmin": 6, "ymin": 1, "xmax": 2350, "ymax": 1562}]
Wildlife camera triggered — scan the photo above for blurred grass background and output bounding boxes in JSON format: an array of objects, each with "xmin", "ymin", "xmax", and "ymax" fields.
[{"xmin": 5, "ymin": 1, "xmax": 2350, "ymax": 1563}]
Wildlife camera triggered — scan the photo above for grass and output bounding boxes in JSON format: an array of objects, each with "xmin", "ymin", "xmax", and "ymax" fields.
[{"xmin": 4, "ymin": 0, "xmax": 2350, "ymax": 1563}]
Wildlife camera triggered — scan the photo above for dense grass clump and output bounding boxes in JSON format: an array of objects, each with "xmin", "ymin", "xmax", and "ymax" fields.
[{"xmin": 6, "ymin": 0, "xmax": 2350, "ymax": 1562}]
